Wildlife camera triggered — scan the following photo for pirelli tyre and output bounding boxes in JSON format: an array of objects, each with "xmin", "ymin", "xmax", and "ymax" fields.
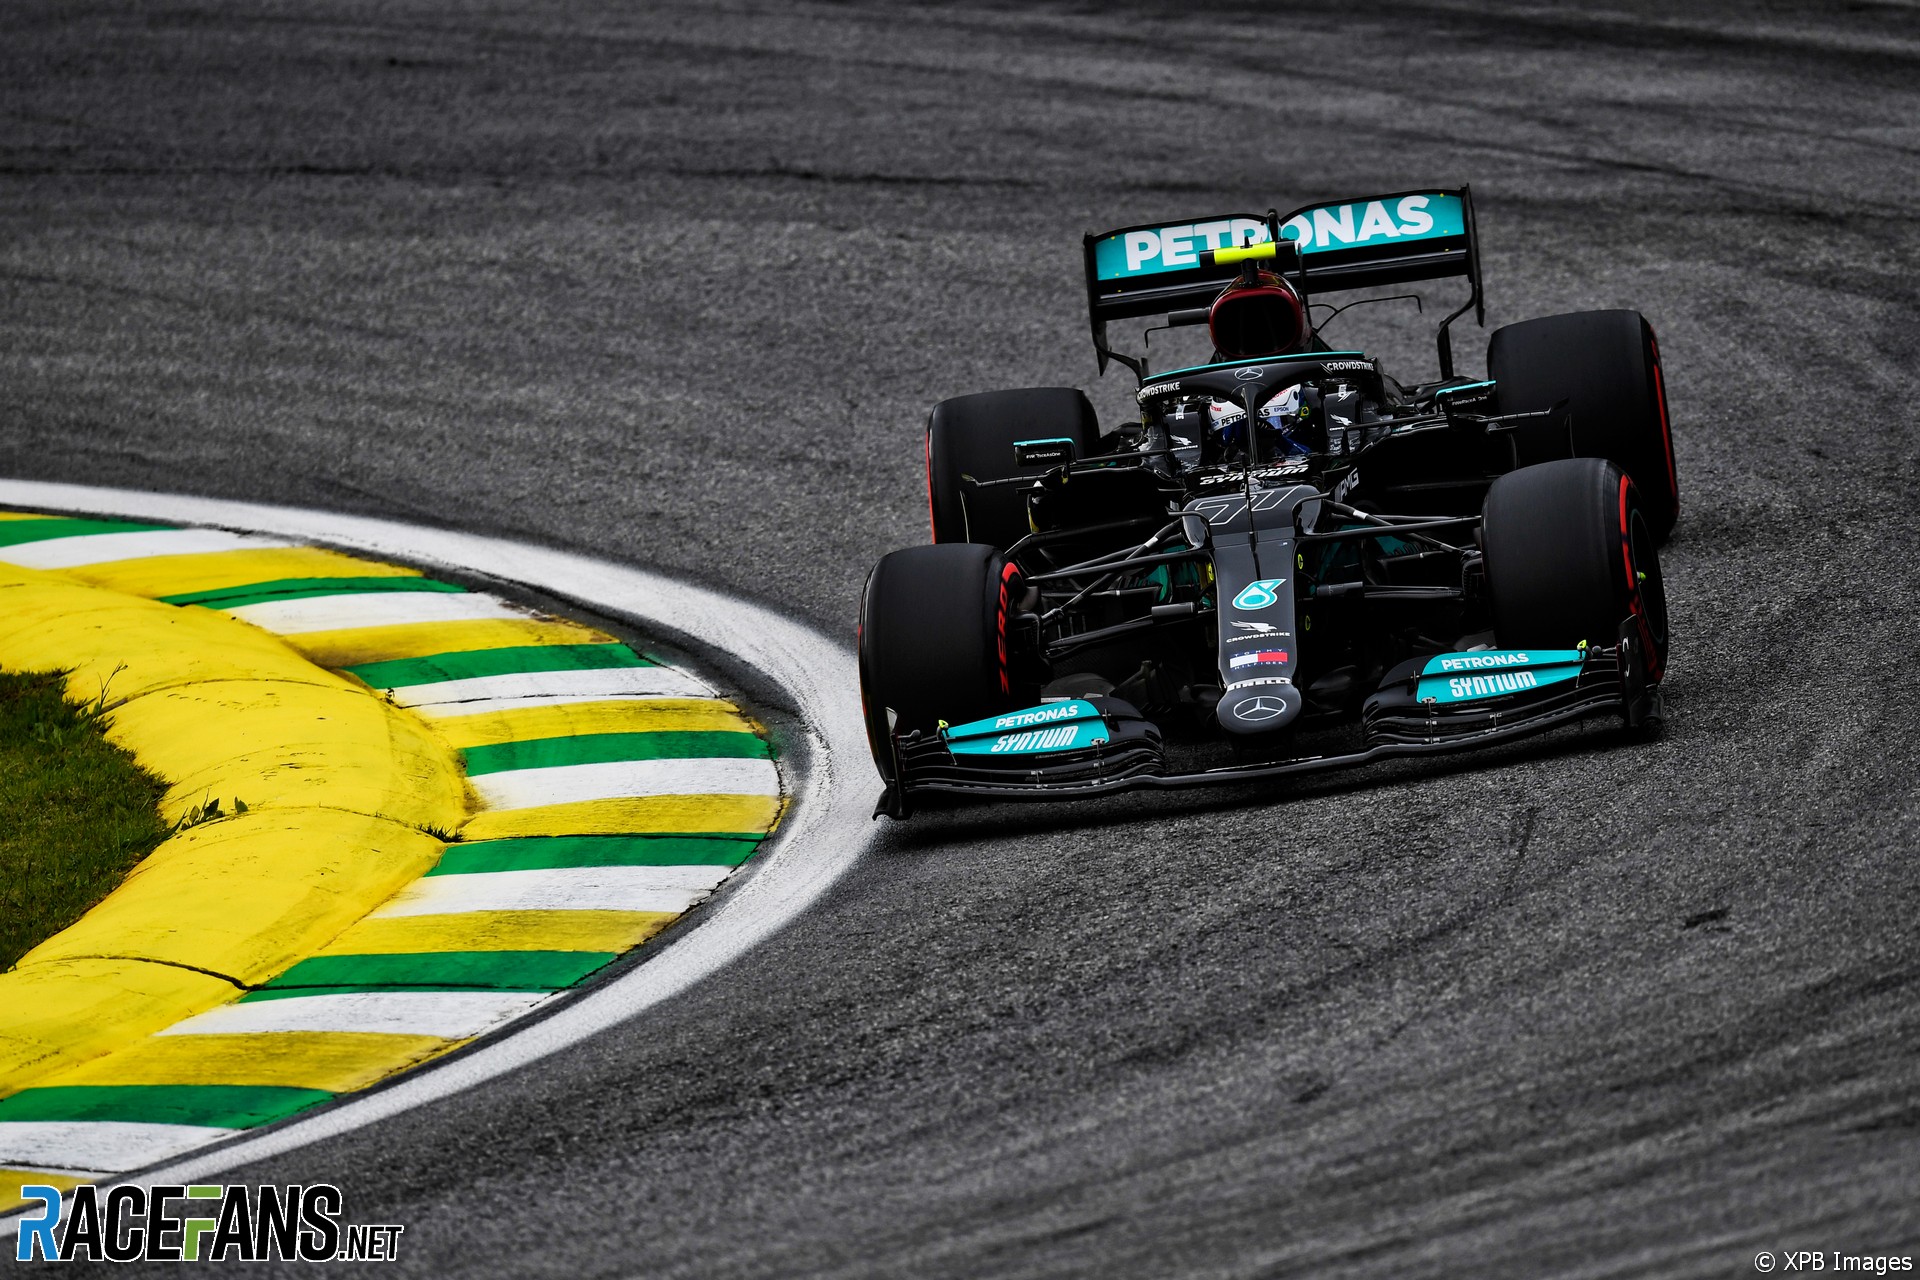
[
  {"xmin": 857, "ymin": 542, "xmax": 1028, "ymax": 774},
  {"xmin": 1488, "ymin": 309, "xmax": 1679, "ymax": 543},
  {"xmin": 926, "ymin": 387, "xmax": 1099, "ymax": 548},
  {"xmin": 1481, "ymin": 457, "xmax": 1669, "ymax": 680}
]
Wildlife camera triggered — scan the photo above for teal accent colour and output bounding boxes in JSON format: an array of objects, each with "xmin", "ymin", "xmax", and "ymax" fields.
[
  {"xmin": 1232, "ymin": 578, "xmax": 1288, "ymax": 611},
  {"xmin": 1415, "ymin": 649, "xmax": 1585, "ymax": 704},
  {"xmin": 1419, "ymin": 649, "xmax": 1584, "ymax": 677},
  {"xmin": 1093, "ymin": 214, "xmax": 1276, "ymax": 280},
  {"xmin": 948, "ymin": 719, "xmax": 1106, "ymax": 757},
  {"xmin": 944, "ymin": 700, "xmax": 1100, "ymax": 741},
  {"xmin": 1094, "ymin": 194, "xmax": 1465, "ymax": 281}
]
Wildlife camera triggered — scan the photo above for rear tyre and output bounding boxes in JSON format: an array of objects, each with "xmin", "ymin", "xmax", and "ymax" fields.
[
  {"xmin": 927, "ymin": 388, "xmax": 1099, "ymax": 548},
  {"xmin": 1488, "ymin": 309, "xmax": 1678, "ymax": 542},
  {"xmin": 1481, "ymin": 458, "xmax": 1668, "ymax": 679},
  {"xmin": 857, "ymin": 543, "xmax": 1026, "ymax": 774}
]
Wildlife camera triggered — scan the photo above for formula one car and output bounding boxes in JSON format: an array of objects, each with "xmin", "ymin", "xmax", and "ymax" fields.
[{"xmin": 859, "ymin": 187, "xmax": 1676, "ymax": 818}]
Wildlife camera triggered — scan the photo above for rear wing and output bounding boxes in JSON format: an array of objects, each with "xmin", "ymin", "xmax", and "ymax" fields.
[{"xmin": 1082, "ymin": 187, "xmax": 1484, "ymax": 378}]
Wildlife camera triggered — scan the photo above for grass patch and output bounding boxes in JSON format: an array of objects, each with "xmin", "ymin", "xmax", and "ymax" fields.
[{"xmin": 0, "ymin": 670, "xmax": 171, "ymax": 972}]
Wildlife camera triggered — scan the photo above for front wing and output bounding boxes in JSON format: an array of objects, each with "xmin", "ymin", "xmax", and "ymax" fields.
[{"xmin": 874, "ymin": 626, "xmax": 1659, "ymax": 819}]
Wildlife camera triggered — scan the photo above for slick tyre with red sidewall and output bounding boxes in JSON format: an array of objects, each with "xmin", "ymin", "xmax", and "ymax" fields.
[
  {"xmin": 1481, "ymin": 457, "xmax": 1669, "ymax": 680},
  {"xmin": 1489, "ymin": 309, "xmax": 1679, "ymax": 543},
  {"xmin": 926, "ymin": 388, "xmax": 1099, "ymax": 548},
  {"xmin": 858, "ymin": 542, "xmax": 1026, "ymax": 775}
]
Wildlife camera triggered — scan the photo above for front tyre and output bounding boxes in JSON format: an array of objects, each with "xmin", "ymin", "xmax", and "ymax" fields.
[
  {"xmin": 1481, "ymin": 458, "xmax": 1669, "ymax": 679},
  {"xmin": 857, "ymin": 543, "xmax": 1027, "ymax": 776}
]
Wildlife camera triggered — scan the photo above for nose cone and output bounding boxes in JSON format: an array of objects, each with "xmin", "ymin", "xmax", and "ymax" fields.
[{"xmin": 1216, "ymin": 680, "xmax": 1302, "ymax": 735}]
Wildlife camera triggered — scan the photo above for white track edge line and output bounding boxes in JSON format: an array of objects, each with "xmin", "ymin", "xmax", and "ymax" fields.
[{"xmin": 0, "ymin": 479, "xmax": 875, "ymax": 1232}]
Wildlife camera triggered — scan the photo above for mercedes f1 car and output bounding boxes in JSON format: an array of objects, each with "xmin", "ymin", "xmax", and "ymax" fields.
[{"xmin": 859, "ymin": 187, "xmax": 1676, "ymax": 818}]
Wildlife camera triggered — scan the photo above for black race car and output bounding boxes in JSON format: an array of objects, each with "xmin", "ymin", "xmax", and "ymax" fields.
[{"xmin": 859, "ymin": 187, "xmax": 1676, "ymax": 818}]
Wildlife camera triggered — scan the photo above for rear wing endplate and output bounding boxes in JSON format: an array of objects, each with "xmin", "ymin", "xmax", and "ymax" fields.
[{"xmin": 1083, "ymin": 187, "xmax": 1485, "ymax": 378}]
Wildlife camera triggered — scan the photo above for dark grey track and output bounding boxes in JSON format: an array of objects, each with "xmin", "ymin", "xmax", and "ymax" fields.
[{"xmin": 6, "ymin": 2, "xmax": 1919, "ymax": 1275}]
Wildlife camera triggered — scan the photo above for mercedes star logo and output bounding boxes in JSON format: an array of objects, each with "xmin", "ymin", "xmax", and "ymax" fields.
[
  {"xmin": 1234, "ymin": 696, "xmax": 1287, "ymax": 722},
  {"xmin": 1233, "ymin": 366, "xmax": 1264, "ymax": 381}
]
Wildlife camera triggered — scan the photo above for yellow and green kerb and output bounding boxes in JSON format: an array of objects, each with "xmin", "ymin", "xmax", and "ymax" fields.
[{"xmin": 0, "ymin": 512, "xmax": 782, "ymax": 1206}]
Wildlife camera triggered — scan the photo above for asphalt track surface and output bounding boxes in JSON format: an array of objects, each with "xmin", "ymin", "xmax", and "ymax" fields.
[{"xmin": 4, "ymin": 1, "xmax": 1918, "ymax": 1275}]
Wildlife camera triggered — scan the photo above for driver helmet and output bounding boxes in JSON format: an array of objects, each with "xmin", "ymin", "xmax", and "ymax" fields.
[
  {"xmin": 1208, "ymin": 270, "xmax": 1308, "ymax": 360},
  {"xmin": 1209, "ymin": 382, "xmax": 1314, "ymax": 458}
]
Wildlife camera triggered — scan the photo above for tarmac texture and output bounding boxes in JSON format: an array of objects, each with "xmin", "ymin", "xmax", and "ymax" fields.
[{"xmin": 3, "ymin": 1, "xmax": 1917, "ymax": 1274}]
